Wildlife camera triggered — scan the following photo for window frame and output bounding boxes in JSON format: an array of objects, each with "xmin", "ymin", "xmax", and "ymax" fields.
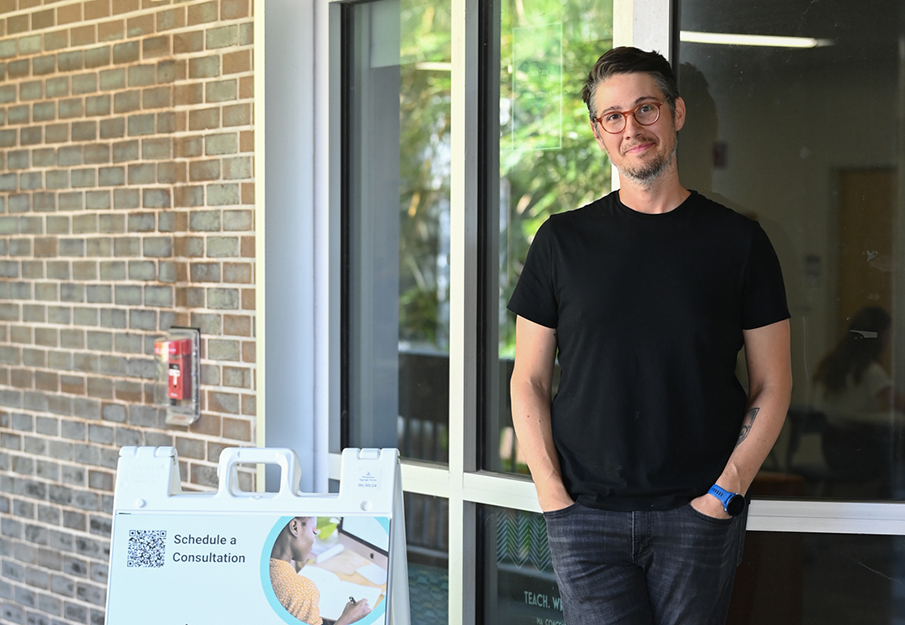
[{"xmin": 262, "ymin": 1, "xmax": 905, "ymax": 625}]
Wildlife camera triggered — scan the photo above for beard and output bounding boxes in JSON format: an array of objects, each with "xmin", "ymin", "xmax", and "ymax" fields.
[{"xmin": 615, "ymin": 136, "xmax": 678, "ymax": 188}]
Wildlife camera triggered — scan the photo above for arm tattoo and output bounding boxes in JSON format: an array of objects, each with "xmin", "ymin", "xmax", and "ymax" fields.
[{"xmin": 736, "ymin": 407, "xmax": 759, "ymax": 447}]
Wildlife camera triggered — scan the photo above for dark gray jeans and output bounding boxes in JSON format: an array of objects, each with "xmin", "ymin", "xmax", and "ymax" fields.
[{"xmin": 544, "ymin": 501, "xmax": 747, "ymax": 625}]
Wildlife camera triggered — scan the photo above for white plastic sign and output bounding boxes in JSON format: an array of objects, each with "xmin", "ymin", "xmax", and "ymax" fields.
[{"xmin": 105, "ymin": 447, "xmax": 410, "ymax": 625}]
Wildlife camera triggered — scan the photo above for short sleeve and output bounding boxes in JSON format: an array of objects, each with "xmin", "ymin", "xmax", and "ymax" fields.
[
  {"xmin": 507, "ymin": 219, "xmax": 559, "ymax": 328},
  {"xmin": 741, "ymin": 223, "xmax": 790, "ymax": 330}
]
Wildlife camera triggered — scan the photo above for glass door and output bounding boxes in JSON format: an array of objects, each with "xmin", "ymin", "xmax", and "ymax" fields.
[{"xmin": 678, "ymin": 0, "xmax": 905, "ymax": 620}]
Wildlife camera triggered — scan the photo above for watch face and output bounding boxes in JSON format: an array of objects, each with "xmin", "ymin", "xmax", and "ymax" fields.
[{"xmin": 726, "ymin": 494, "xmax": 745, "ymax": 516}]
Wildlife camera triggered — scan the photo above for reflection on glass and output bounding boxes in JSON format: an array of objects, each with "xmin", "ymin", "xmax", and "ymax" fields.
[
  {"xmin": 728, "ymin": 532, "xmax": 905, "ymax": 624},
  {"xmin": 487, "ymin": 0, "xmax": 614, "ymax": 475},
  {"xmin": 346, "ymin": 0, "xmax": 451, "ymax": 463},
  {"xmin": 479, "ymin": 504, "xmax": 562, "ymax": 624},
  {"xmin": 678, "ymin": 0, "xmax": 905, "ymax": 500},
  {"xmin": 478, "ymin": 505, "xmax": 905, "ymax": 624},
  {"xmin": 405, "ymin": 493, "xmax": 449, "ymax": 625}
]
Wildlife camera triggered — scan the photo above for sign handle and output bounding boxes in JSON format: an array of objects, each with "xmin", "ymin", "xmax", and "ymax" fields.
[{"xmin": 216, "ymin": 448, "xmax": 302, "ymax": 498}]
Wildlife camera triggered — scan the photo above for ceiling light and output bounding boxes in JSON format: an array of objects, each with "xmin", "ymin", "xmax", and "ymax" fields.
[{"xmin": 680, "ymin": 31, "xmax": 833, "ymax": 48}]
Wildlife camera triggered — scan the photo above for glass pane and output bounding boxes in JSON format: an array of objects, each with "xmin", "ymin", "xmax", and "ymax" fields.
[
  {"xmin": 479, "ymin": 504, "xmax": 905, "ymax": 624},
  {"xmin": 729, "ymin": 532, "xmax": 905, "ymax": 624},
  {"xmin": 678, "ymin": 0, "xmax": 905, "ymax": 499},
  {"xmin": 345, "ymin": 0, "xmax": 451, "ymax": 463},
  {"xmin": 485, "ymin": 0, "xmax": 615, "ymax": 474},
  {"xmin": 479, "ymin": 504, "xmax": 563, "ymax": 624},
  {"xmin": 405, "ymin": 493, "xmax": 449, "ymax": 624}
]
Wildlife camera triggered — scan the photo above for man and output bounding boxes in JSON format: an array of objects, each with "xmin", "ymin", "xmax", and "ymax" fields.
[{"xmin": 508, "ymin": 47, "xmax": 792, "ymax": 625}]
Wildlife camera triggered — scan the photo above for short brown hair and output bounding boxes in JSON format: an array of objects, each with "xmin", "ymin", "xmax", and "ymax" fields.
[{"xmin": 581, "ymin": 47, "xmax": 680, "ymax": 121}]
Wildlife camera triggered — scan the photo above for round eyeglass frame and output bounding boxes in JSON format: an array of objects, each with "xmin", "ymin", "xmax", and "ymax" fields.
[{"xmin": 593, "ymin": 101, "xmax": 665, "ymax": 134}]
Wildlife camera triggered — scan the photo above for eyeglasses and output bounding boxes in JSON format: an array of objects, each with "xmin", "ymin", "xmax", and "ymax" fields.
[{"xmin": 593, "ymin": 101, "xmax": 665, "ymax": 134}]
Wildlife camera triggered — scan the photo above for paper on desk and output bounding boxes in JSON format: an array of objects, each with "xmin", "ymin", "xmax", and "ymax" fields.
[
  {"xmin": 298, "ymin": 565, "xmax": 383, "ymax": 621},
  {"xmin": 356, "ymin": 562, "xmax": 388, "ymax": 585},
  {"xmin": 315, "ymin": 543, "xmax": 345, "ymax": 564}
]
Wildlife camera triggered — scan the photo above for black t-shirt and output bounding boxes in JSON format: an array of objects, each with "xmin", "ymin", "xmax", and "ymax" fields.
[{"xmin": 508, "ymin": 190, "xmax": 790, "ymax": 511}]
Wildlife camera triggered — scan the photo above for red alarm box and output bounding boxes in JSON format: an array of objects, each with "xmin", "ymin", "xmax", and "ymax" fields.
[{"xmin": 166, "ymin": 338, "xmax": 192, "ymax": 400}]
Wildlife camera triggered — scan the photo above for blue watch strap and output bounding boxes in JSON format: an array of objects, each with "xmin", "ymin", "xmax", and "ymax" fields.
[{"xmin": 708, "ymin": 484, "xmax": 733, "ymax": 509}]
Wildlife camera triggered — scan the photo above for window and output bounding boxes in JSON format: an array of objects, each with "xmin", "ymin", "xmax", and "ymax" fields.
[
  {"xmin": 342, "ymin": 0, "xmax": 452, "ymax": 464},
  {"xmin": 320, "ymin": 1, "xmax": 905, "ymax": 623}
]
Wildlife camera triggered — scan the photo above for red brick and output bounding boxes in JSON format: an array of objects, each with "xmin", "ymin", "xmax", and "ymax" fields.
[
  {"xmin": 11, "ymin": 369, "xmax": 34, "ymax": 388},
  {"xmin": 241, "ymin": 339, "xmax": 255, "ymax": 362},
  {"xmin": 44, "ymin": 29, "xmax": 69, "ymax": 50},
  {"xmin": 98, "ymin": 19, "xmax": 124, "ymax": 42},
  {"xmin": 188, "ymin": 107, "xmax": 219, "ymax": 130},
  {"xmin": 239, "ymin": 75, "xmax": 253, "ymax": 99},
  {"xmin": 88, "ymin": 377, "xmax": 114, "ymax": 399},
  {"xmin": 223, "ymin": 314, "xmax": 250, "ymax": 336},
  {"xmin": 61, "ymin": 375, "xmax": 86, "ymax": 395},
  {"xmin": 34, "ymin": 238, "xmax": 58, "ymax": 258},
  {"xmin": 222, "ymin": 103, "xmax": 251, "ymax": 127},
  {"xmin": 222, "ymin": 50, "xmax": 250, "ymax": 74},
  {"xmin": 240, "ymin": 288, "xmax": 254, "ymax": 311},
  {"xmin": 57, "ymin": 4, "xmax": 83, "ymax": 25},
  {"xmin": 111, "ymin": 0, "xmax": 139, "ymax": 15},
  {"xmin": 175, "ymin": 136, "xmax": 202, "ymax": 158},
  {"xmin": 208, "ymin": 391, "xmax": 239, "ymax": 414},
  {"xmin": 221, "ymin": 416, "xmax": 249, "ymax": 441},
  {"xmin": 189, "ymin": 413, "xmax": 221, "ymax": 437},
  {"xmin": 115, "ymin": 380, "xmax": 142, "ymax": 403},
  {"xmin": 176, "ymin": 286, "xmax": 205, "ymax": 308},
  {"xmin": 157, "ymin": 7, "xmax": 185, "ymax": 32},
  {"xmin": 221, "ymin": 0, "xmax": 249, "ymax": 20},
  {"xmin": 35, "ymin": 371, "xmax": 59, "ymax": 391},
  {"xmin": 85, "ymin": 0, "xmax": 111, "ymax": 21},
  {"xmin": 71, "ymin": 24, "xmax": 96, "ymax": 46},
  {"xmin": 7, "ymin": 14, "xmax": 27, "ymax": 35},
  {"xmin": 174, "ymin": 84, "xmax": 203, "ymax": 106},
  {"xmin": 241, "ymin": 182, "xmax": 254, "ymax": 205},
  {"xmin": 239, "ymin": 130, "xmax": 254, "ymax": 152},
  {"xmin": 127, "ymin": 13, "xmax": 154, "ymax": 37},
  {"xmin": 240, "ymin": 235, "xmax": 254, "ymax": 259},
  {"xmin": 187, "ymin": 1, "xmax": 217, "ymax": 25},
  {"xmin": 173, "ymin": 30, "xmax": 203, "ymax": 53},
  {"xmin": 223, "ymin": 262, "xmax": 251, "ymax": 284},
  {"xmin": 33, "ymin": 9, "xmax": 55, "ymax": 30}
]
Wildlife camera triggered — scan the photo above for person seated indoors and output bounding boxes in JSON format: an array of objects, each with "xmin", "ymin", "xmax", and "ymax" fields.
[
  {"xmin": 813, "ymin": 306, "xmax": 905, "ymax": 491},
  {"xmin": 270, "ymin": 517, "xmax": 372, "ymax": 625}
]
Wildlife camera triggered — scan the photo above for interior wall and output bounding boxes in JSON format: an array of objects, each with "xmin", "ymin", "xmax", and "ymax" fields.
[{"xmin": 678, "ymin": 49, "xmax": 898, "ymax": 406}]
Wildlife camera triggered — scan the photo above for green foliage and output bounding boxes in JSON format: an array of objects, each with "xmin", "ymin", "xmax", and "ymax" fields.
[
  {"xmin": 399, "ymin": 0, "xmax": 452, "ymax": 350},
  {"xmin": 498, "ymin": 0, "xmax": 614, "ymax": 356},
  {"xmin": 396, "ymin": 0, "xmax": 614, "ymax": 357}
]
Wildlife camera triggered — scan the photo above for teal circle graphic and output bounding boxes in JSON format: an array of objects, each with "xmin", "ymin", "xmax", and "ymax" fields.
[{"xmin": 260, "ymin": 516, "xmax": 390, "ymax": 625}]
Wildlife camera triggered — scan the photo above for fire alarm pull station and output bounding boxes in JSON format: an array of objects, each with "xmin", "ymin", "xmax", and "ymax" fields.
[{"xmin": 154, "ymin": 327, "xmax": 201, "ymax": 426}]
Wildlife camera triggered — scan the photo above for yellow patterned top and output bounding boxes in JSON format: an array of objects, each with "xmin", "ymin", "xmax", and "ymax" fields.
[{"xmin": 270, "ymin": 558, "xmax": 323, "ymax": 625}]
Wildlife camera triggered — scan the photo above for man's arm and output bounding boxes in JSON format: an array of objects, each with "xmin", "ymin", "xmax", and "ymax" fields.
[
  {"xmin": 510, "ymin": 315, "xmax": 574, "ymax": 512},
  {"xmin": 692, "ymin": 318, "xmax": 793, "ymax": 518}
]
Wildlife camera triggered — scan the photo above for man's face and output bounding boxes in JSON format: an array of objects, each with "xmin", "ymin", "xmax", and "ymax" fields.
[{"xmin": 590, "ymin": 72, "xmax": 685, "ymax": 186}]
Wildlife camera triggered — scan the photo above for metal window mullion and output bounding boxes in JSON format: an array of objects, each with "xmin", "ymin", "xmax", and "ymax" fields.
[{"xmin": 449, "ymin": 0, "xmax": 481, "ymax": 622}]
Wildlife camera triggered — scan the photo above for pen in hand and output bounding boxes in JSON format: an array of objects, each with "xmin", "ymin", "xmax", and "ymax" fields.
[{"xmin": 349, "ymin": 596, "xmax": 357, "ymax": 605}]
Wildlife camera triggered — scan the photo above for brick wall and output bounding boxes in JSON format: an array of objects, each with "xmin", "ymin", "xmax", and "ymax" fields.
[{"xmin": 0, "ymin": 1, "xmax": 256, "ymax": 623}]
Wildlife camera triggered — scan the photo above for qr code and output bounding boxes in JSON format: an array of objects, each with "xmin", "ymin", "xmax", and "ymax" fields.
[{"xmin": 127, "ymin": 530, "xmax": 166, "ymax": 568}]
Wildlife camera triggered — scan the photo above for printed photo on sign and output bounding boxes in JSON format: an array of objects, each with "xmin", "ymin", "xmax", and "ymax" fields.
[{"xmin": 265, "ymin": 516, "xmax": 390, "ymax": 625}]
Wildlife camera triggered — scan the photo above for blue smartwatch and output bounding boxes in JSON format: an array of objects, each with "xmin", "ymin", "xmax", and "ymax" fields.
[{"xmin": 707, "ymin": 484, "xmax": 746, "ymax": 516}]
